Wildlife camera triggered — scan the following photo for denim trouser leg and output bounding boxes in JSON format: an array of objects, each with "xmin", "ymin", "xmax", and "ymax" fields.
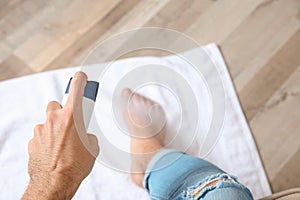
[{"xmin": 143, "ymin": 149, "xmax": 254, "ymax": 200}]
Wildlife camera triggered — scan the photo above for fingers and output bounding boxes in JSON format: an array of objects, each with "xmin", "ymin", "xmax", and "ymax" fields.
[
  {"xmin": 65, "ymin": 71, "xmax": 88, "ymax": 108},
  {"xmin": 46, "ymin": 101, "xmax": 62, "ymax": 112},
  {"xmin": 30, "ymin": 124, "xmax": 44, "ymax": 154},
  {"xmin": 87, "ymin": 133, "xmax": 100, "ymax": 157}
]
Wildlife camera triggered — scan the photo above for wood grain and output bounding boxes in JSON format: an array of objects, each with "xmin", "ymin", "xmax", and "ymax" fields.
[{"xmin": 0, "ymin": 0, "xmax": 299, "ymax": 193}]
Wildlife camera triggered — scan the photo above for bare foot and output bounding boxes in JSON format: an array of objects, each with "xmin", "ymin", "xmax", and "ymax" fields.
[{"xmin": 121, "ymin": 88, "xmax": 166, "ymax": 187}]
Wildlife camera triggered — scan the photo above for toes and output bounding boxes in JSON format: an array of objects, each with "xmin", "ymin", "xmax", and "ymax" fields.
[
  {"xmin": 121, "ymin": 88, "xmax": 133, "ymax": 110},
  {"xmin": 132, "ymin": 93, "xmax": 141, "ymax": 102},
  {"xmin": 131, "ymin": 92, "xmax": 156, "ymax": 106},
  {"xmin": 121, "ymin": 88, "xmax": 158, "ymax": 107},
  {"xmin": 121, "ymin": 88, "xmax": 132, "ymax": 99},
  {"xmin": 131, "ymin": 92, "xmax": 148, "ymax": 106}
]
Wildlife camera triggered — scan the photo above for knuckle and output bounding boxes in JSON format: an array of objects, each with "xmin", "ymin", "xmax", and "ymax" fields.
[
  {"xmin": 48, "ymin": 100, "xmax": 58, "ymax": 106},
  {"xmin": 34, "ymin": 124, "xmax": 43, "ymax": 135},
  {"xmin": 28, "ymin": 139, "xmax": 34, "ymax": 153},
  {"xmin": 50, "ymin": 100, "xmax": 61, "ymax": 107},
  {"xmin": 46, "ymin": 110, "xmax": 55, "ymax": 121},
  {"xmin": 87, "ymin": 133, "xmax": 96, "ymax": 139},
  {"xmin": 47, "ymin": 101, "xmax": 59, "ymax": 111},
  {"xmin": 45, "ymin": 107, "xmax": 75, "ymax": 133},
  {"xmin": 46, "ymin": 110, "xmax": 61, "ymax": 126},
  {"xmin": 45, "ymin": 111, "xmax": 58, "ymax": 131}
]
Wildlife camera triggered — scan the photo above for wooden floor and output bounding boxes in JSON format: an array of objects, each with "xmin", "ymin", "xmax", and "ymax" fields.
[{"xmin": 0, "ymin": 0, "xmax": 299, "ymax": 194}]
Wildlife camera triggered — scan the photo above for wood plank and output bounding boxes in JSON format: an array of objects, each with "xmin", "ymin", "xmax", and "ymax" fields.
[
  {"xmin": 5, "ymin": 0, "xmax": 74, "ymax": 49},
  {"xmin": 0, "ymin": 40, "xmax": 12, "ymax": 63},
  {"xmin": 0, "ymin": 54, "xmax": 34, "ymax": 80},
  {"xmin": 271, "ymin": 149, "xmax": 300, "ymax": 192},
  {"xmin": 107, "ymin": 0, "xmax": 215, "ymax": 59},
  {"xmin": 185, "ymin": 0, "xmax": 264, "ymax": 44},
  {"xmin": 221, "ymin": 0, "xmax": 300, "ymax": 90},
  {"xmin": 239, "ymin": 29, "xmax": 300, "ymax": 121},
  {"xmin": 0, "ymin": 0, "xmax": 47, "ymax": 40},
  {"xmin": 45, "ymin": 0, "xmax": 140, "ymax": 70},
  {"xmin": 0, "ymin": 0, "xmax": 24, "ymax": 19},
  {"xmin": 146, "ymin": 0, "xmax": 214, "ymax": 32},
  {"xmin": 69, "ymin": 0, "xmax": 171, "ymax": 66},
  {"xmin": 14, "ymin": 0, "xmax": 121, "ymax": 72},
  {"xmin": 250, "ymin": 65, "xmax": 300, "ymax": 191}
]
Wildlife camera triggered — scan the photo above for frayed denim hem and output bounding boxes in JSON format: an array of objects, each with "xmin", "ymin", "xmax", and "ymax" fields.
[{"xmin": 184, "ymin": 173, "xmax": 253, "ymax": 200}]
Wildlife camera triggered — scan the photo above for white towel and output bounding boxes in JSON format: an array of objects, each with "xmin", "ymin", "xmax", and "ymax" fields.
[{"xmin": 0, "ymin": 44, "xmax": 271, "ymax": 199}]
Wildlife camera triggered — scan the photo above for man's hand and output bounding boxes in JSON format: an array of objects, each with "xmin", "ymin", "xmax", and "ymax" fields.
[{"xmin": 22, "ymin": 72, "xmax": 100, "ymax": 200}]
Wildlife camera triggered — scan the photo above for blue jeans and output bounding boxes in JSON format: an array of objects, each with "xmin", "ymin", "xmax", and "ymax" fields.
[{"xmin": 143, "ymin": 149, "xmax": 253, "ymax": 200}]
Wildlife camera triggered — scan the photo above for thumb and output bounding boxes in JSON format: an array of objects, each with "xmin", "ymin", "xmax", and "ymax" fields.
[{"xmin": 87, "ymin": 133, "xmax": 100, "ymax": 157}]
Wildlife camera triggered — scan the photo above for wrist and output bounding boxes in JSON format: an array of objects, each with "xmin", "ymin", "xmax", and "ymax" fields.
[{"xmin": 22, "ymin": 174, "xmax": 80, "ymax": 200}]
